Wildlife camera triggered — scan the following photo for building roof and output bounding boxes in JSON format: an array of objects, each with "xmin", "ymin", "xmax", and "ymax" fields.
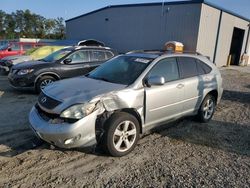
[{"xmin": 66, "ymin": 0, "xmax": 250, "ymax": 23}]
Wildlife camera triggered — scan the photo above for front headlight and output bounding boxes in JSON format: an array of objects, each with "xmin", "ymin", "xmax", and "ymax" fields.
[
  {"xmin": 60, "ymin": 103, "xmax": 96, "ymax": 120},
  {"xmin": 17, "ymin": 69, "xmax": 34, "ymax": 75}
]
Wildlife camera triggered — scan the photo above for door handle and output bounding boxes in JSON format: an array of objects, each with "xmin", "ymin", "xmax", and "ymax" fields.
[{"xmin": 176, "ymin": 84, "xmax": 184, "ymax": 89}]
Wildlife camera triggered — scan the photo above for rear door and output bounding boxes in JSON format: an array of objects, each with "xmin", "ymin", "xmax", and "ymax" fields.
[
  {"xmin": 177, "ymin": 57, "xmax": 203, "ymax": 114},
  {"xmin": 145, "ymin": 57, "xmax": 184, "ymax": 127},
  {"xmin": 60, "ymin": 50, "xmax": 91, "ymax": 78}
]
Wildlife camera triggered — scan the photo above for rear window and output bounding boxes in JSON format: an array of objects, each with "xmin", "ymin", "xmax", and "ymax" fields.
[
  {"xmin": 90, "ymin": 51, "xmax": 106, "ymax": 61},
  {"xmin": 105, "ymin": 51, "xmax": 114, "ymax": 59},
  {"xmin": 196, "ymin": 59, "xmax": 212, "ymax": 75},
  {"xmin": 177, "ymin": 57, "xmax": 198, "ymax": 79}
]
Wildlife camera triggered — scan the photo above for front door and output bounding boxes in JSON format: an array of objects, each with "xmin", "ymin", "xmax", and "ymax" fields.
[
  {"xmin": 60, "ymin": 50, "xmax": 91, "ymax": 78},
  {"xmin": 145, "ymin": 57, "xmax": 184, "ymax": 127}
]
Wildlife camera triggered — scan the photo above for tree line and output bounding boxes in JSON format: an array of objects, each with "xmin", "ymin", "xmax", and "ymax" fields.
[{"xmin": 0, "ymin": 9, "xmax": 65, "ymax": 40}]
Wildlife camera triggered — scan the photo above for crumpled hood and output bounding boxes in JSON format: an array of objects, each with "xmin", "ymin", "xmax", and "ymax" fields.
[
  {"xmin": 13, "ymin": 60, "xmax": 50, "ymax": 69},
  {"xmin": 44, "ymin": 76, "xmax": 126, "ymax": 105}
]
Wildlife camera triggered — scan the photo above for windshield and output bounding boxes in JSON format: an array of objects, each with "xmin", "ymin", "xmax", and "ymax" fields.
[
  {"xmin": 41, "ymin": 48, "xmax": 72, "ymax": 62},
  {"xmin": 88, "ymin": 55, "xmax": 152, "ymax": 85},
  {"xmin": 0, "ymin": 44, "xmax": 8, "ymax": 50}
]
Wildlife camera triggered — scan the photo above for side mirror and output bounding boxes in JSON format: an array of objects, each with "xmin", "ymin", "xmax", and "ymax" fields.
[
  {"xmin": 63, "ymin": 58, "xmax": 72, "ymax": 64},
  {"xmin": 146, "ymin": 76, "xmax": 165, "ymax": 87},
  {"xmin": 7, "ymin": 48, "xmax": 12, "ymax": 51}
]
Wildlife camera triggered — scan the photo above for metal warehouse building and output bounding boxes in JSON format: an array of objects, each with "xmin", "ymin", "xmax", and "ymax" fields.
[{"xmin": 66, "ymin": 0, "xmax": 250, "ymax": 67}]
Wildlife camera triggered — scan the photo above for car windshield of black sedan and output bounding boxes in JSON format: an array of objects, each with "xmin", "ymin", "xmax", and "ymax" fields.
[
  {"xmin": 41, "ymin": 49, "xmax": 72, "ymax": 62},
  {"xmin": 87, "ymin": 56, "xmax": 152, "ymax": 85}
]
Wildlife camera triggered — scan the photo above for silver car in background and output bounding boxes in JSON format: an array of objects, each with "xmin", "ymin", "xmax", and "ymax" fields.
[{"xmin": 29, "ymin": 51, "xmax": 223, "ymax": 157}]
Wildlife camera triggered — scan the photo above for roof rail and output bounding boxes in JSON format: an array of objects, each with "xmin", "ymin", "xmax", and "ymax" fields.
[{"xmin": 126, "ymin": 49, "xmax": 204, "ymax": 55}]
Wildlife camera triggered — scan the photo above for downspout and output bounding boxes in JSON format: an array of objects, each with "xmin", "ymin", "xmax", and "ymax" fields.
[{"xmin": 213, "ymin": 10, "xmax": 223, "ymax": 64}]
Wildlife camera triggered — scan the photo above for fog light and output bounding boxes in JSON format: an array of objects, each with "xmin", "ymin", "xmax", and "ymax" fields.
[{"xmin": 64, "ymin": 134, "xmax": 81, "ymax": 145}]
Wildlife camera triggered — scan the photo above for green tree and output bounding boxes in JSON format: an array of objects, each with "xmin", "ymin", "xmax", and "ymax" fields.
[
  {"xmin": 0, "ymin": 9, "xmax": 66, "ymax": 40},
  {"xmin": 0, "ymin": 10, "xmax": 7, "ymax": 39}
]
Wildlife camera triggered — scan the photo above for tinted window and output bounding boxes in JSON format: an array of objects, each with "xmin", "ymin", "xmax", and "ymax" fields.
[
  {"xmin": 148, "ymin": 58, "xmax": 179, "ymax": 82},
  {"xmin": 105, "ymin": 51, "xmax": 114, "ymax": 59},
  {"xmin": 67, "ymin": 51, "xmax": 89, "ymax": 64},
  {"xmin": 196, "ymin": 59, "xmax": 212, "ymax": 75},
  {"xmin": 90, "ymin": 51, "xmax": 106, "ymax": 61},
  {"xmin": 178, "ymin": 57, "xmax": 198, "ymax": 79}
]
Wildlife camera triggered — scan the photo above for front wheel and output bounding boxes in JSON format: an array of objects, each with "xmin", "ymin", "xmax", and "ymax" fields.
[
  {"xmin": 197, "ymin": 94, "xmax": 216, "ymax": 123},
  {"xmin": 102, "ymin": 112, "xmax": 140, "ymax": 157},
  {"xmin": 36, "ymin": 76, "xmax": 56, "ymax": 93}
]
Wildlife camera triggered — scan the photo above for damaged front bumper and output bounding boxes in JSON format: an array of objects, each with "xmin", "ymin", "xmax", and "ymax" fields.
[{"xmin": 29, "ymin": 106, "xmax": 98, "ymax": 148}]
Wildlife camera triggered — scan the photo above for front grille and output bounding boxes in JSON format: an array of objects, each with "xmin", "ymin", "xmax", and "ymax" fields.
[
  {"xmin": 38, "ymin": 92, "xmax": 62, "ymax": 110},
  {"xmin": 35, "ymin": 104, "xmax": 77, "ymax": 124},
  {"xmin": 36, "ymin": 104, "xmax": 60, "ymax": 121}
]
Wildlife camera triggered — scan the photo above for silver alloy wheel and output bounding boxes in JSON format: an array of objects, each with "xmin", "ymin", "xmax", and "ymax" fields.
[
  {"xmin": 203, "ymin": 98, "xmax": 214, "ymax": 120},
  {"xmin": 40, "ymin": 79, "xmax": 54, "ymax": 90},
  {"xmin": 113, "ymin": 120, "xmax": 137, "ymax": 152}
]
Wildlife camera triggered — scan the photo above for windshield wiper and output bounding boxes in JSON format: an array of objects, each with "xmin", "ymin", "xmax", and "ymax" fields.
[{"xmin": 89, "ymin": 75, "xmax": 110, "ymax": 82}]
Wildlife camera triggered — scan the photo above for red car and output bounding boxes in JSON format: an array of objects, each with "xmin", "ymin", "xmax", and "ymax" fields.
[{"xmin": 0, "ymin": 42, "xmax": 43, "ymax": 59}]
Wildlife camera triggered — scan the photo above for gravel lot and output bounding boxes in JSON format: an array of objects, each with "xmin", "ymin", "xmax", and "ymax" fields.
[{"xmin": 0, "ymin": 67, "xmax": 249, "ymax": 187}]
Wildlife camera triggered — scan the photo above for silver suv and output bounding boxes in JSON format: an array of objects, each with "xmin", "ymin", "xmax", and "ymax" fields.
[{"xmin": 29, "ymin": 51, "xmax": 223, "ymax": 157}]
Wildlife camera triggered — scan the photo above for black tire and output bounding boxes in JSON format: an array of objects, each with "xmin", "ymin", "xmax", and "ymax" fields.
[
  {"xmin": 102, "ymin": 112, "xmax": 140, "ymax": 157},
  {"xmin": 197, "ymin": 94, "xmax": 216, "ymax": 123},
  {"xmin": 35, "ymin": 76, "xmax": 56, "ymax": 93}
]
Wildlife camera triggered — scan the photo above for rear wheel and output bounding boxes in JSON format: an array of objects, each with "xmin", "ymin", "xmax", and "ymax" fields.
[
  {"xmin": 102, "ymin": 112, "xmax": 140, "ymax": 157},
  {"xmin": 197, "ymin": 94, "xmax": 216, "ymax": 123},
  {"xmin": 36, "ymin": 76, "xmax": 56, "ymax": 93}
]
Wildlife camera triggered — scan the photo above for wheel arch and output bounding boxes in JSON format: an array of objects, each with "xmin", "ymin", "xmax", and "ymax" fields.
[
  {"xmin": 206, "ymin": 89, "xmax": 218, "ymax": 103},
  {"xmin": 34, "ymin": 72, "xmax": 60, "ymax": 85},
  {"xmin": 118, "ymin": 108, "xmax": 143, "ymax": 134}
]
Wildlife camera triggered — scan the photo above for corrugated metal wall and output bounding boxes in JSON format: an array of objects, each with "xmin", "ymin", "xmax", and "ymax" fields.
[
  {"xmin": 66, "ymin": 4, "xmax": 202, "ymax": 52},
  {"xmin": 197, "ymin": 4, "xmax": 249, "ymax": 67}
]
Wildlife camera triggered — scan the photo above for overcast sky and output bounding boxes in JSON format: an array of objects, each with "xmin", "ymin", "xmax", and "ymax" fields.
[{"xmin": 1, "ymin": 0, "xmax": 250, "ymax": 21}]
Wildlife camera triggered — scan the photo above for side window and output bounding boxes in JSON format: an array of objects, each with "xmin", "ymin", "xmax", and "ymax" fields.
[
  {"xmin": 105, "ymin": 51, "xmax": 114, "ymax": 59},
  {"xmin": 67, "ymin": 51, "xmax": 89, "ymax": 64},
  {"xmin": 23, "ymin": 44, "xmax": 33, "ymax": 50},
  {"xmin": 196, "ymin": 59, "xmax": 212, "ymax": 75},
  {"xmin": 177, "ymin": 57, "xmax": 198, "ymax": 79},
  {"xmin": 90, "ymin": 51, "xmax": 106, "ymax": 61},
  {"xmin": 11, "ymin": 43, "xmax": 21, "ymax": 51},
  {"xmin": 148, "ymin": 58, "xmax": 179, "ymax": 82}
]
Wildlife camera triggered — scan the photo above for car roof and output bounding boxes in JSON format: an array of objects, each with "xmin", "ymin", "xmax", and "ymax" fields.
[{"xmin": 57, "ymin": 46, "xmax": 113, "ymax": 52}]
